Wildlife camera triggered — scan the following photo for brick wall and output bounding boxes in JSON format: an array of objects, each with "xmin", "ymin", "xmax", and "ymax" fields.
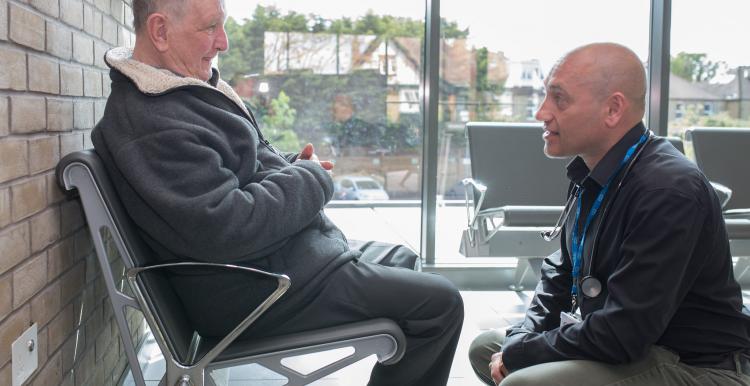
[{"xmin": 0, "ymin": 0, "xmax": 135, "ymax": 385}]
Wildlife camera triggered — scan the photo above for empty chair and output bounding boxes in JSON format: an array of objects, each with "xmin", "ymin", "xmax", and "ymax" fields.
[
  {"xmin": 56, "ymin": 150, "xmax": 405, "ymax": 386},
  {"xmin": 686, "ymin": 127, "xmax": 750, "ymax": 281},
  {"xmin": 460, "ymin": 122, "xmax": 571, "ymax": 290}
]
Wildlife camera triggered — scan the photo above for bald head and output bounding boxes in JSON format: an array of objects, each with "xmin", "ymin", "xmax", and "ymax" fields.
[{"xmin": 553, "ymin": 42, "xmax": 647, "ymax": 119}]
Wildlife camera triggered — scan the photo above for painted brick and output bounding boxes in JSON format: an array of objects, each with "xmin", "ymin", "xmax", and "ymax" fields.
[
  {"xmin": 28, "ymin": 54, "xmax": 61, "ymax": 94},
  {"xmin": 60, "ymin": 334, "xmax": 78, "ymax": 373},
  {"xmin": 0, "ymin": 306, "xmax": 30, "ymax": 366},
  {"xmin": 75, "ymin": 229, "xmax": 92, "ymax": 262},
  {"xmin": 36, "ymin": 326, "xmax": 48, "ymax": 369},
  {"xmin": 9, "ymin": 3, "xmax": 45, "ymax": 51},
  {"xmin": 0, "ymin": 188, "xmax": 9, "ymax": 228},
  {"xmin": 31, "ymin": 206, "xmax": 61, "ymax": 252},
  {"xmin": 29, "ymin": 135, "xmax": 60, "ymax": 174},
  {"xmin": 30, "ymin": 280, "xmax": 61, "ymax": 327},
  {"xmin": 92, "ymin": 9, "xmax": 103, "ymax": 38},
  {"xmin": 47, "ymin": 236, "xmax": 75, "ymax": 280},
  {"xmin": 47, "ymin": 302, "xmax": 73, "ymax": 352},
  {"xmin": 13, "ymin": 251, "xmax": 48, "ymax": 307},
  {"xmin": 117, "ymin": 24, "xmax": 129, "ymax": 47},
  {"xmin": 0, "ymin": 364, "xmax": 9, "ymax": 386},
  {"xmin": 83, "ymin": 129, "xmax": 93, "ymax": 148},
  {"xmin": 10, "ymin": 95, "xmax": 46, "ymax": 134},
  {"xmin": 0, "ymin": 0, "xmax": 7, "ymax": 41},
  {"xmin": 60, "ymin": 199, "xmax": 84, "ymax": 237},
  {"xmin": 29, "ymin": 0, "xmax": 59, "ymax": 18},
  {"xmin": 73, "ymin": 100, "xmax": 94, "ymax": 129},
  {"xmin": 83, "ymin": 68, "xmax": 102, "ymax": 97},
  {"xmin": 94, "ymin": 0, "xmax": 109, "ymax": 13},
  {"xmin": 0, "ymin": 97, "xmax": 7, "ymax": 136},
  {"xmin": 72, "ymin": 33, "xmax": 93, "ymax": 65},
  {"xmin": 47, "ymin": 172, "xmax": 67, "ymax": 205},
  {"xmin": 102, "ymin": 72, "xmax": 111, "ymax": 97},
  {"xmin": 110, "ymin": 0, "xmax": 123, "ymax": 23},
  {"xmin": 94, "ymin": 41, "xmax": 108, "ymax": 69},
  {"xmin": 11, "ymin": 176, "xmax": 47, "ymax": 221},
  {"xmin": 47, "ymin": 98, "xmax": 74, "ymax": 131},
  {"xmin": 61, "ymin": 63, "xmax": 84, "ymax": 96},
  {"xmin": 94, "ymin": 100, "xmax": 106, "ymax": 122},
  {"xmin": 82, "ymin": 4, "xmax": 94, "ymax": 35},
  {"xmin": 47, "ymin": 21, "xmax": 73, "ymax": 60},
  {"xmin": 60, "ymin": 261, "xmax": 84, "ymax": 305},
  {"xmin": 60, "ymin": 132, "xmax": 84, "ymax": 158},
  {"xmin": 0, "ymin": 274, "xmax": 11, "ymax": 322},
  {"xmin": 74, "ymin": 344, "xmax": 95, "ymax": 385},
  {"xmin": 0, "ymin": 223, "xmax": 30, "ymax": 276},
  {"xmin": 31, "ymin": 350, "xmax": 61, "ymax": 386},
  {"xmin": 0, "ymin": 138, "xmax": 29, "ymax": 184},
  {"xmin": 0, "ymin": 46, "xmax": 27, "ymax": 91},
  {"xmin": 60, "ymin": 0, "xmax": 83, "ymax": 29},
  {"xmin": 124, "ymin": 3, "xmax": 133, "ymax": 29},
  {"xmin": 102, "ymin": 16, "xmax": 116, "ymax": 45}
]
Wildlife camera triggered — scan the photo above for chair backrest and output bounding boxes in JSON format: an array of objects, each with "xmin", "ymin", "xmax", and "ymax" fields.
[
  {"xmin": 56, "ymin": 150, "xmax": 196, "ymax": 365},
  {"xmin": 686, "ymin": 127, "xmax": 750, "ymax": 210},
  {"xmin": 664, "ymin": 136, "xmax": 685, "ymax": 154},
  {"xmin": 467, "ymin": 122, "xmax": 571, "ymax": 208}
]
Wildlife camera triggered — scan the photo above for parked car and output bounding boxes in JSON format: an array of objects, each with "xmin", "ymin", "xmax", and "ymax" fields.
[{"xmin": 334, "ymin": 176, "xmax": 390, "ymax": 201}]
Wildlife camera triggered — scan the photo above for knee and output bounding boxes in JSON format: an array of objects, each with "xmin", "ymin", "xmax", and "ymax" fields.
[
  {"xmin": 429, "ymin": 274, "xmax": 464, "ymax": 321},
  {"xmin": 469, "ymin": 330, "xmax": 503, "ymax": 366}
]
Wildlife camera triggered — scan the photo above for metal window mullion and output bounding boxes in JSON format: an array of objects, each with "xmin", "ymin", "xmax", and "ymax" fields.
[
  {"xmin": 420, "ymin": 0, "xmax": 440, "ymax": 264},
  {"xmin": 648, "ymin": 0, "xmax": 671, "ymax": 136}
]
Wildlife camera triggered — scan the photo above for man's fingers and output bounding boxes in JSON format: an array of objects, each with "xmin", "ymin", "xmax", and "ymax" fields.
[
  {"xmin": 300, "ymin": 143, "xmax": 314, "ymax": 159},
  {"xmin": 320, "ymin": 160, "xmax": 334, "ymax": 170}
]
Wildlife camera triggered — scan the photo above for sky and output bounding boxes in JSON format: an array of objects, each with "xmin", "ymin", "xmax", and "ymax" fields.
[{"xmin": 224, "ymin": 0, "xmax": 750, "ymax": 74}]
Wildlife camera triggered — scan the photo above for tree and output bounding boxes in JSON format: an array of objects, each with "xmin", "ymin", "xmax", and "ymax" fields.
[
  {"xmin": 671, "ymin": 52, "xmax": 722, "ymax": 83},
  {"xmin": 261, "ymin": 91, "xmax": 301, "ymax": 152}
]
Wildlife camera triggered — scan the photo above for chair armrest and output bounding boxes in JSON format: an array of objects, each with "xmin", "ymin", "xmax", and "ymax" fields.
[
  {"xmin": 710, "ymin": 181, "xmax": 733, "ymax": 209},
  {"xmin": 500, "ymin": 206, "xmax": 565, "ymax": 227},
  {"xmin": 725, "ymin": 209, "xmax": 750, "ymax": 220},
  {"xmin": 126, "ymin": 262, "xmax": 290, "ymax": 367},
  {"xmin": 725, "ymin": 219, "xmax": 750, "ymax": 239}
]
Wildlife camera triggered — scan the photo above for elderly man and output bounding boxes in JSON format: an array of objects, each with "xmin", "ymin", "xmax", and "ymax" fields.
[
  {"xmin": 468, "ymin": 43, "xmax": 750, "ymax": 386},
  {"xmin": 91, "ymin": 0, "xmax": 463, "ymax": 384}
]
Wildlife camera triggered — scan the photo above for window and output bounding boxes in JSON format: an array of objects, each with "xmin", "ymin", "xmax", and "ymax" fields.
[
  {"xmin": 668, "ymin": 0, "xmax": 750, "ymax": 135},
  {"xmin": 436, "ymin": 0, "xmax": 650, "ymax": 260},
  {"xmin": 222, "ymin": 1, "xmax": 424, "ymax": 247}
]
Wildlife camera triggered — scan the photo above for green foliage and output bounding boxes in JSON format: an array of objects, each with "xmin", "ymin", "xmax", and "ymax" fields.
[
  {"xmin": 672, "ymin": 105, "xmax": 750, "ymax": 132},
  {"xmin": 671, "ymin": 52, "xmax": 721, "ymax": 83},
  {"xmin": 261, "ymin": 91, "xmax": 301, "ymax": 152}
]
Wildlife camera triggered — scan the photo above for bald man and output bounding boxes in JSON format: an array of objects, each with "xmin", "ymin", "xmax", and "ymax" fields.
[{"xmin": 468, "ymin": 43, "xmax": 750, "ymax": 386}]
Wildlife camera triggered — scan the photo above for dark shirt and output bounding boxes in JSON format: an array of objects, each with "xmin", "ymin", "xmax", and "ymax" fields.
[{"xmin": 503, "ymin": 122, "xmax": 750, "ymax": 371}]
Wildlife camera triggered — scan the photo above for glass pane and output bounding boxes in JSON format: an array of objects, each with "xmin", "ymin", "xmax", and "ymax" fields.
[
  {"xmin": 668, "ymin": 0, "xmax": 750, "ymax": 137},
  {"xmin": 222, "ymin": 1, "xmax": 425, "ymax": 249},
  {"xmin": 437, "ymin": 1, "xmax": 650, "ymax": 262}
]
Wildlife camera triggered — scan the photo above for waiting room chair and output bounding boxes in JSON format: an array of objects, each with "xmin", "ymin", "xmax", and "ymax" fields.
[
  {"xmin": 683, "ymin": 128, "xmax": 750, "ymax": 281},
  {"xmin": 459, "ymin": 122, "xmax": 571, "ymax": 290},
  {"xmin": 56, "ymin": 150, "xmax": 406, "ymax": 386}
]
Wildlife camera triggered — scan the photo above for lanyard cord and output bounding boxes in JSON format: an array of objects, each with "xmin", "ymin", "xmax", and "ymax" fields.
[{"xmin": 570, "ymin": 132, "xmax": 649, "ymax": 308}]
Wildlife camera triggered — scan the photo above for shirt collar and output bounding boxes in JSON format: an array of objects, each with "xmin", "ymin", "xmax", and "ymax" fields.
[{"xmin": 566, "ymin": 121, "xmax": 648, "ymax": 188}]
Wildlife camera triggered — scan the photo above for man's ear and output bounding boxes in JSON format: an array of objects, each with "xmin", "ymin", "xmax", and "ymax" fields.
[
  {"xmin": 604, "ymin": 92, "xmax": 627, "ymax": 128},
  {"xmin": 146, "ymin": 13, "xmax": 169, "ymax": 52}
]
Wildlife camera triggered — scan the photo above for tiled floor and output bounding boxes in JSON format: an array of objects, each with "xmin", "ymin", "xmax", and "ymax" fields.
[{"xmin": 121, "ymin": 290, "xmax": 534, "ymax": 386}]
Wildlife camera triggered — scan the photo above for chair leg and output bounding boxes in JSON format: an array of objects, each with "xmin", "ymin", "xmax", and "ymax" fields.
[{"xmin": 509, "ymin": 258, "xmax": 543, "ymax": 291}]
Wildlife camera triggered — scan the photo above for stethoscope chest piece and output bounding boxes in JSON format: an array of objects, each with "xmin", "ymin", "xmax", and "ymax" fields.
[{"xmin": 581, "ymin": 276, "xmax": 602, "ymax": 298}]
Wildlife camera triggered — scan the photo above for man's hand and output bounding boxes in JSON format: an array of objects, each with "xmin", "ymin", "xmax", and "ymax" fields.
[
  {"xmin": 298, "ymin": 143, "xmax": 334, "ymax": 171},
  {"xmin": 489, "ymin": 351, "xmax": 509, "ymax": 385}
]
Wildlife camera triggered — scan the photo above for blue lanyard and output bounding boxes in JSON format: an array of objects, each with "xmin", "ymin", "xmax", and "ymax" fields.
[{"xmin": 570, "ymin": 132, "xmax": 649, "ymax": 301}]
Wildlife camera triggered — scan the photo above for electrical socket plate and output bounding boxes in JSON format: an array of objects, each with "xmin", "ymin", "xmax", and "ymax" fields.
[{"xmin": 12, "ymin": 323, "xmax": 38, "ymax": 386}]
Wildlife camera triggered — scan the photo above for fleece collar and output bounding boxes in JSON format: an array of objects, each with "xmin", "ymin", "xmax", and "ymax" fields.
[{"xmin": 104, "ymin": 47, "xmax": 252, "ymax": 118}]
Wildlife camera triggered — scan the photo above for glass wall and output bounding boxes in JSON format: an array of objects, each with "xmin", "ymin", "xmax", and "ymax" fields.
[
  {"xmin": 668, "ymin": 0, "xmax": 750, "ymax": 136},
  {"xmin": 221, "ymin": 1, "xmax": 425, "ymax": 247},
  {"xmin": 435, "ymin": 0, "xmax": 651, "ymax": 260}
]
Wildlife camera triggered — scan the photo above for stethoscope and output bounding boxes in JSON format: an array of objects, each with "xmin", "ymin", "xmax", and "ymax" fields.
[{"xmin": 540, "ymin": 131, "xmax": 655, "ymax": 306}]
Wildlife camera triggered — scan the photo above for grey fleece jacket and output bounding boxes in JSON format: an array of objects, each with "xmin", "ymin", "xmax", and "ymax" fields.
[{"xmin": 91, "ymin": 47, "xmax": 357, "ymax": 337}]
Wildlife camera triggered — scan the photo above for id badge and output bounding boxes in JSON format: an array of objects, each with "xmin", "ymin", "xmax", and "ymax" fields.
[{"xmin": 560, "ymin": 311, "xmax": 582, "ymax": 327}]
